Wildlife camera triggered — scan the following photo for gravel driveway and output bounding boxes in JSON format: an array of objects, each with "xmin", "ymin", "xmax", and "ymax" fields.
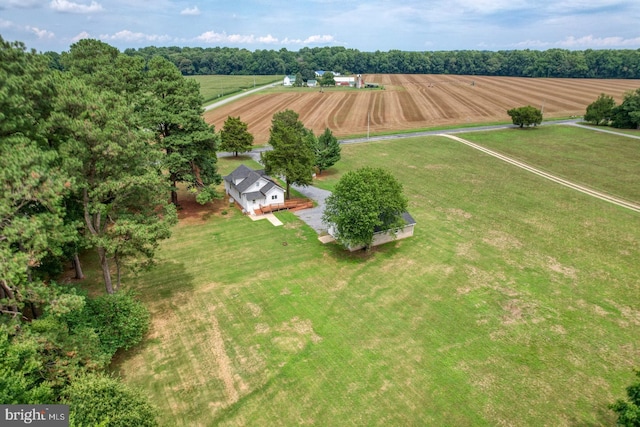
[{"xmin": 290, "ymin": 184, "xmax": 331, "ymax": 234}]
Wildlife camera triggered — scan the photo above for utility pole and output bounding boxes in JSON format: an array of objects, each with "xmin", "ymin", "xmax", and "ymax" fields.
[{"xmin": 367, "ymin": 111, "xmax": 370, "ymax": 139}]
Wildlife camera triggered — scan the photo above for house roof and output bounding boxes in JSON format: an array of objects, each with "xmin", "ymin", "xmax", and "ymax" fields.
[
  {"xmin": 372, "ymin": 211, "xmax": 416, "ymax": 232},
  {"xmin": 224, "ymin": 164, "xmax": 253, "ymax": 183},
  {"xmin": 244, "ymin": 181, "xmax": 279, "ymax": 201},
  {"xmin": 225, "ymin": 164, "xmax": 284, "ymax": 198},
  {"xmin": 402, "ymin": 211, "xmax": 417, "ymax": 225}
]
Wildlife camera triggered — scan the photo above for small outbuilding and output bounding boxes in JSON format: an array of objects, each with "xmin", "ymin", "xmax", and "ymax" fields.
[
  {"xmin": 328, "ymin": 212, "xmax": 417, "ymax": 251},
  {"xmin": 224, "ymin": 165, "xmax": 286, "ymax": 214}
]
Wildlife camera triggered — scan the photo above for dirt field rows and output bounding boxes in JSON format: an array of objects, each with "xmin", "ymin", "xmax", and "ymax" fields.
[{"xmin": 203, "ymin": 74, "xmax": 640, "ymax": 144}]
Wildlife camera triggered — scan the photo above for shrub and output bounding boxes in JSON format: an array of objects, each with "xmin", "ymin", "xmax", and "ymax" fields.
[{"xmin": 87, "ymin": 291, "xmax": 150, "ymax": 356}]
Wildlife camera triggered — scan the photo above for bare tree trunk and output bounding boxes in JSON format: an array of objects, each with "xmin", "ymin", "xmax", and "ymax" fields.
[
  {"xmin": 286, "ymin": 180, "xmax": 291, "ymax": 200},
  {"xmin": 170, "ymin": 178, "xmax": 179, "ymax": 206},
  {"xmin": 97, "ymin": 246, "xmax": 114, "ymax": 294},
  {"xmin": 72, "ymin": 253, "xmax": 84, "ymax": 279},
  {"xmin": 0, "ymin": 279, "xmax": 19, "ymax": 315},
  {"xmin": 114, "ymin": 252, "xmax": 121, "ymax": 292}
]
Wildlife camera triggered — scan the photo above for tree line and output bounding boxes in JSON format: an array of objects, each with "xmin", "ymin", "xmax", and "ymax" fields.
[
  {"xmin": 45, "ymin": 46, "xmax": 640, "ymax": 79},
  {"xmin": 1, "ymin": 36, "xmax": 227, "ymax": 425}
]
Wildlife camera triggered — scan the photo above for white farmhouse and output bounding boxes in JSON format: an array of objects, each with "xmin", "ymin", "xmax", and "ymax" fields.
[{"xmin": 224, "ymin": 165, "xmax": 286, "ymax": 214}]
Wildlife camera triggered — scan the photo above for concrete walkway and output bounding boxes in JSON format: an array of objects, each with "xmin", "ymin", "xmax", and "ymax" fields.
[{"xmin": 249, "ymin": 213, "xmax": 283, "ymax": 226}]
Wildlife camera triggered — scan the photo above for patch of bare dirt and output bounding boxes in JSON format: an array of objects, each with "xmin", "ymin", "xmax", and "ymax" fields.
[{"xmin": 176, "ymin": 191, "xmax": 229, "ymax": 224}]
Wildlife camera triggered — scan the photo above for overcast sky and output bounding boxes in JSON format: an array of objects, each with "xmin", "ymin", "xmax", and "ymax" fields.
[{"xmin": 1, "ymin": 0, "xmax": 639, "ymax": 52}]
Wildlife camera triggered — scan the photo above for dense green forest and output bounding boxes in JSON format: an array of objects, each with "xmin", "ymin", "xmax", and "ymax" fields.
[
  {"xmin": 47, "ymin": 46, "xmax": 640, "ymax": 78},
  {"xmin": 1, "ymin": 36, "xmax": 223, "ymax": 425}
]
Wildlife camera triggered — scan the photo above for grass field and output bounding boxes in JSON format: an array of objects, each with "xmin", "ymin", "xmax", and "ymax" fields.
[
  {"xmin": 187, "ymin": 75, "xmax": 282, "ymax": 104},
  {"xmin": 106, "ymin": 125, "xmax": 640, "ymax": 426}
]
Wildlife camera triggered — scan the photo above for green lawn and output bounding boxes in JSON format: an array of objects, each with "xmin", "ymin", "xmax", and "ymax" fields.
[
  {"xmin": 460, "ymin": 125, "xmax": 640, "ymax": 203},
  {"xmin": 110, "ymin": 127, "xmax": 640, "ymax": 426},
  {"xmin": 187, "ymin": 75, "xmax": 282, "ymax": 104}
]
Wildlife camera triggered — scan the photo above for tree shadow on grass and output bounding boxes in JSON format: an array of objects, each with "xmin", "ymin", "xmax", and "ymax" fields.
[
  {"xmin": 568, "ymin": 403, "xmax": 616, "ymax": 426},
  {"xmin": 108, "ymin": 259, "xmax": 196, "ymax": 375},
  {"xmin": 321, "ymin": 235, "xmax": 405, "ymax": 263}
]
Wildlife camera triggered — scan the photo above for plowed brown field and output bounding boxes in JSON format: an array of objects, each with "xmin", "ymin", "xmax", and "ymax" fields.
[{"xmin": 203, "ymin": 74, "xmax": 640, "ymax": 144}]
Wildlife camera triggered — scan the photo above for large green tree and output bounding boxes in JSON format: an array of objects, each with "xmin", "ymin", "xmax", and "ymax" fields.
[
  {"xmin": 0, "ymin": 36, "xmax": 72, "ymax": 320},
  {"xmin": 612, "ymin": 88, "xmax": 640, "ymax": 129},
  {"xmin": 145, "ymin": 56, "xmax": 222, "ymax": 205},
  {"xmin": 220, "ymin": 116, "xmax": 254, "ymax": 156},
  {"xmin": 320, "ymin": 71, "xmax": 336, "ymax": 86},
  {"xmin": 261, "ymin": 109, "xmax": 315, "ymax": 199},
  {"xmin": 52, "ymin": 76, "xmax": 177, "ymax": 294},
  {"xmin": 314, "ymin": 128, "xmax": 341, "ymax": 175},
  {"xmin": 507, "ymin": 105, "xmax": 543, "ymax": 128},
  {"xmin": 610, "ymin": 370, "xmax": 640, "ymax": 426},
  {"xmin": 584, "ymin": 93, "xmax": 616, "ymax": 125},
  {"xmin": 323, "ymin": 167, "xmax": 408, "ymax": 250}
]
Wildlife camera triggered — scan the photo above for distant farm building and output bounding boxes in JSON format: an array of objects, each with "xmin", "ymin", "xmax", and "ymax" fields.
[
  {"xmin": 306, "ymin": 79, "xmax": 318, "ymax": 87},
  {"xmin": 283, "ymin": 75, "xmax": 296, "ymax": 86},
  {"xmin": 334, "ymin": 76, "xmax": 356, "ymax": 87}
]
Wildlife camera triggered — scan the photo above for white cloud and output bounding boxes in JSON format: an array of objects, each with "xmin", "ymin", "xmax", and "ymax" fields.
[
  {"xmin": 194, "ymin": 31, "xmax": 227, "ymax": 43},
  {"xmin": 0, "ymin": 18, "xmax": 15, "ymax": 29},
  {"xmin": 5, "ymin": 0, "xmax": 43, "ymax": 8},
  {"xmin": 71, "ymin": 31, "xmax": 91, "ymax": 43},
  {"xmin": 558, "ymin": 35, "xmax": 640, "ymax": 48},
  {"xmin": 511, "ymin": 34, "xmax": 640, "ymax": 49},
  {"xmin": 28, "ymin": 26, "xmax": 55, "ymax": 39},
  {"xmin": 180, "ymin": 6, "xmax": 200, "ymax": 16},
  {"xmin": 194, "ymin": 30, "xmax": 338, "ymax": 46},
  {"xmin": 258, "ymin": 34, "xmax": 278, "ymax": 44},
  {"xmin": 303, "ymin": 34, "xmax": 335, "ymax": 44},
  {"xmin": 99, "ymin": 30, "xmax": 172, "ymax": 43},
  {"xmin": 50, "ymin": 0, "xmax": 104, "ymax": 14}
]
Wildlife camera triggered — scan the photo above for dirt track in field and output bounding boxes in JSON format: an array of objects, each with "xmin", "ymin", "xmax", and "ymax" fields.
[{"xmin": 203, "ymin": 74, "xmax": 640, "ymax": 144}]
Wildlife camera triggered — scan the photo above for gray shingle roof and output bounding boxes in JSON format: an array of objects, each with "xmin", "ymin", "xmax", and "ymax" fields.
[
  {"xmin": 402, "ymin": 211, "xmax": 417, "ymax": 225},
  {"xmin": 225, "ymin": 164, "xmax": 284, "ymax": 198}
]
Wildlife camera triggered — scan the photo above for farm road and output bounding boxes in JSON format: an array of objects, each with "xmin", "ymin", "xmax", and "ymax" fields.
[
  {"xmin": 441, "ymin": 133, "xmax": 640, "ymax": 213},
  {"xmin": 204, "ymin": 82, "xmax": 278, "ymax": 112}
]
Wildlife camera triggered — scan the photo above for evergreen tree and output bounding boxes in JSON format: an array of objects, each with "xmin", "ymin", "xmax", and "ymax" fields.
[
  {"xmin": 52, "ymin": 76, "xmax": 177, "ymax": 294},
  {"xmin": 261, "ymin": 110, "xmax": 315, "ymax": 199},
  {"xmin": 314, "ymin": 128, "xmax": 341, "ymax": 175},
  {"xmin": 145, "ymin": 56, "xmax": 222, "ymax": 205},
  {"xmin": 0, "ymin": 36, "xmax": 72, "ymax": 320},
  {"xmin": 220, "ymin": 116, "xmax": 254, "ymax": 156}
]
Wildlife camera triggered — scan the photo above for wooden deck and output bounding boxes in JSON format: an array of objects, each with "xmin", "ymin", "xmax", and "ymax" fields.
[{"xmin": 254, "ymin": 198, "xmax": 313, "ymax": 215}]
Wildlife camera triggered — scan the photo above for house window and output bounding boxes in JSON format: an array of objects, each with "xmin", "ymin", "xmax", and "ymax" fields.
[{"xmin": 271, "ymin": 195, "xmax": 278, "ymax": 200}]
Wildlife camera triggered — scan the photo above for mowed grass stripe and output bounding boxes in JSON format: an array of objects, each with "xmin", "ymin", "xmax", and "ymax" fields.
[
  {"xmin": 114, "ymin": 131, "xmax": 639, "ymax": 426},
  {"xmin": 459, "ymin": 125, "xmax": 640, "ymax": 203}
]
